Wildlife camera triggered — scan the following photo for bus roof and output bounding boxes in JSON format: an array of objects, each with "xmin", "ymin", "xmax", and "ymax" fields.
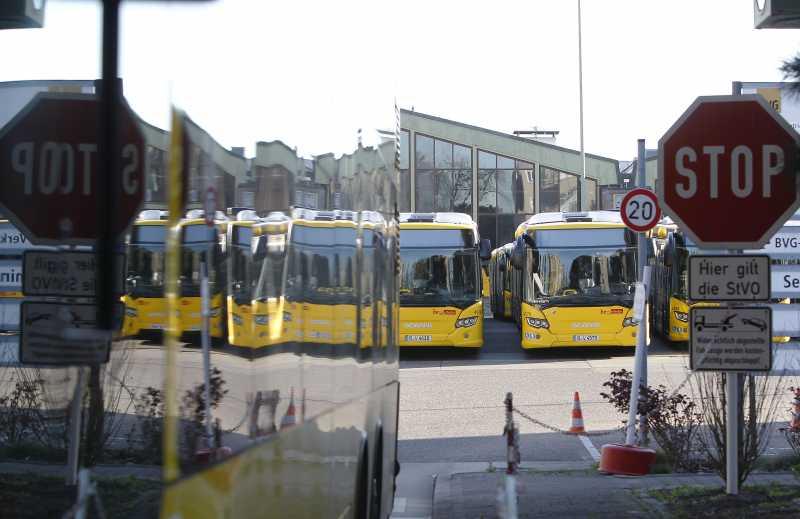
[
  {"xmin": 514, "ymin": 211, "xmax": 625, "ymax": 238},
  {"xmin": 399, "ymin": 212, "xmax": 476, "ymax": 231}
]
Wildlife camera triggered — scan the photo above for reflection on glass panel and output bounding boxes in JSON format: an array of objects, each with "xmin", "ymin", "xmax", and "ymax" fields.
[
  {"xmin": 516, "ymin": 160, "xmax": 533, "ymax": 169},
  {"xmin": 478, "ymin": 169, "xmax": 496, "ymax": 213},
  {"xmin": 416, "ymin": 170, "xmax": 435, "ymax": 211},
  {"xmin": 560, "ymin": 172, "xmax": 579, "ymax": 212},
  {"xmin": 400, "ymin": 129, "xmax": 410, "ymax": 170},
  {"xmin": 497, "ymin": 155, "xmax": 514, "ymax": 169},
  {"xmin": 434, "ymin": 139, "xmax": 453, "ymax": 168},
  {"xmin": 478, "ymin": 150, "xmax": 496, "ymax": 169},
  {"xmin": 515, "ymin": 169, "xmax": 535, "ymax": 213},
  {"xmin": 400, "ymin": 169, "xmax": 412, "ymax": 212},
  {"xmin": 478, "ymin": 214, "xmax": 497, "ymax": 251},
  {"xmin": 416, "ymin": 134, "xmax": 434, "ymax": 168},
  {"xmin": 433, "ymin": 170, "xmax": 454, "ymax": 211},
  {"xmin": 540, "ymin": 166, "xmax": 560, "ymax": 212},
  {"xmin": 1, "ymin": 4, "xmax": 402, "ymax": 517},
  {"xmin": 586, "ymin": 178, "xmax": 598, "ymax": 211},
  {"xmin": 453, "ymin": 170, "xmax": 473, "ymax": 215},
  {"xmin": 454, "ymin": 144, "xmax": 472, "ymax": 168},
  {"xmin": 496, "ymin": 169, "xmax": 514, "ymax": 213},
  {"xmin": 497, "ymin": 214, "xmax": 517, "ymax": 247}
]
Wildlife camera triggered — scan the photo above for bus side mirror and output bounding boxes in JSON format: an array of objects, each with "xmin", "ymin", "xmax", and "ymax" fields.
[
  {"xmin": 479, "ymin": 239, "xmax": 492, "ymax": 262},
  {"xmin": 510, "ymin": 236, "xmax": 525, "ymax": 270}
]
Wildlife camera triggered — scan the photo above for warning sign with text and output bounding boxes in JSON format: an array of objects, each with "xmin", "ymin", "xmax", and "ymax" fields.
[
  {"xmin": 689, "ymin": 307, "xmax": 772, "ymax": 372},
  {"xmin": 22, "ymin": 251, "xmax": 123, "ymax": 298}
]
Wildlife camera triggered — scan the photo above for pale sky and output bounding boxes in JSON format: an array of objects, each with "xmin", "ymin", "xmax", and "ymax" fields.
[{"xmin": 1, "ymin": 0, "xmax": 798, "ymax": 161}]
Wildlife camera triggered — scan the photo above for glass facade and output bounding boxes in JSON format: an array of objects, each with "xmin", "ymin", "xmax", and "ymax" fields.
[
  {"xmin": 477, "ymin": 150, "xmax": 535, "ymax": 249},
  {"xmin": 415, "ymin": 133, "xmax": 472, "ymax": 214}
]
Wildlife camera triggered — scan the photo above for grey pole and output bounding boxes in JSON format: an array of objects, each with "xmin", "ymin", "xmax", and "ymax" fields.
[
  {"xmin": 636, "ymin": 139, "xmax": 649, "ymax": 443},
  {"xmin": 726, "ymin": 79, "xmax": 743, "ymax": 495},
  {"xmin": 66, "ymin": 368, "xmax": 86, "ymax": 486},
  {"xmin": 200, "ymin": 258, "xmax": 214, "ymax": 448}
]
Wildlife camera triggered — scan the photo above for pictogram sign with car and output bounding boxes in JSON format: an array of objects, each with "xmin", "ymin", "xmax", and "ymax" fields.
[{"xmin": 689, "ymin": 307, "xmax": 772, "ymax": 371}]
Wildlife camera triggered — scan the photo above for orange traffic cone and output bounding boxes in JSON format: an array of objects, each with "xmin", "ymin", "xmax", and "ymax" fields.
[
  {"xmin": 790, "ymin": 388, "xmax": 800, "ymax": 431},
  {"xmin": 281, "ymin": 387, "xmax": 297, "ymax": 430},
  {"xmin": 569, "ymin": 391, "xmax": 586, "ymax": 434}
]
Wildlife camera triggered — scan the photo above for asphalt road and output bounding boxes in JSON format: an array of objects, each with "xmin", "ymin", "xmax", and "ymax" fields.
[{"xmin": 391, "ymin": 317, "xmax": 798, "ymax": 519}]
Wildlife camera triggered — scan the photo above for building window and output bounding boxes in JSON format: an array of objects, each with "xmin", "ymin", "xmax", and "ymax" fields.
[
  {"xmin": 477, "ymin": 150, "xmax": 536, "ymax": 247},
  {"xmin": 415, "ymin": 134, "xmax": 472, "ymax": 214},
  {"xmin": 539, "ymin": 166, "xmax": 581, "ymax": 212},
  {"xmin": 399, "ymin": 129, "xmax": 411, "ymax": 212},
  {"xmin": 586, "ymin": 177, "xmax": 598, "ymax": 211}
]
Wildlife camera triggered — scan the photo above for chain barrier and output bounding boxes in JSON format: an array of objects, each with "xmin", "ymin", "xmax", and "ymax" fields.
[
  {"xmin": 510, "ymin": 371, "xmax": 696, "ymax": 438},
  {"xmin": 511, "ymin": 407, "xmax": 625, "ymax": 437}
]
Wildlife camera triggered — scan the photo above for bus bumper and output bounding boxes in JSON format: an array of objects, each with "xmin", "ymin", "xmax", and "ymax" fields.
[{"xmin": 521, "ymin": 328, "xmax": 638, "ymax": 349}]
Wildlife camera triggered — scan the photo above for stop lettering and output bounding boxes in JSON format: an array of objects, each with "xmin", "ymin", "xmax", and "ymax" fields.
[{"xmin": 11, "ymin": 141, "xmax": 139, "ymax": 196}]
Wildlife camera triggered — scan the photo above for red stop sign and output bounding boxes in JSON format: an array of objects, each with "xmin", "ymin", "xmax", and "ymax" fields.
[
  {"xmin": 658, "ymin": 95, "xmax": 800, "ymax": 249},
  {"xmin": 0, "ymin": 93, "xmax": 145, "ymax": 245}
]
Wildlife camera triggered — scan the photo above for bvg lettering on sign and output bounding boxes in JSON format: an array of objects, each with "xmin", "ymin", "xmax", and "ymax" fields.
[{"xmin": 11, "ymin": 141, "xmax": 140, "ymax": 196}]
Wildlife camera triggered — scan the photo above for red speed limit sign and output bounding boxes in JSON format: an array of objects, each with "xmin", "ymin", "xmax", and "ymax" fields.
[{"xmin": 620, "ymin": 188, "xmax": 661, "ymax": 232}]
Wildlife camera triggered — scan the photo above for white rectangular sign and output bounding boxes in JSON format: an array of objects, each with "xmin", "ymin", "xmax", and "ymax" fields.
[
  {"xmin": 20, "ymin": 302, "xmax": 110, "ymax": 365},
  {"xmin": 22, "ymin": 251, "xmax": 123, "ymax": 297},
  {"xmin": 689, "ymin": 255, "xmax": 771, "ymax": 301},
  {"xmin": 0, "ymin": 259, "xmax": 22, "ymax": 292},
  {"xmin": 690, "ymin": 307, "xmax": 772, "ymax": 372},
  {"xmin": 745, "ymin": 226, "xmax": 800, "ymax": 258},
  {"xmin": 771, "ymin": 264, "xmax": 800, "ymax": 299}
]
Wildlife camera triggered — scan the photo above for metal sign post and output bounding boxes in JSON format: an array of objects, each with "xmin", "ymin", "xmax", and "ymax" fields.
[{"xmin": 200, "ymin": 258, "xmax": 213, "ymax": 450}]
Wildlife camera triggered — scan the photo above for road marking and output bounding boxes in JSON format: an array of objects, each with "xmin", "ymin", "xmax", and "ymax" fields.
[{"xmin": 578, "ymin": 434, "xmax": 601, "ymax": 461}]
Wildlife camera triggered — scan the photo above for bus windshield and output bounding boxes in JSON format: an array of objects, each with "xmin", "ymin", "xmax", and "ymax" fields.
[
  {"xmin": 180, "ymin": 224, "xmax": 221, "ymax": 297},
  {"xmin": 127, "ymin": 225, "xmax": 166, "ymax": 297},
  {"xmin": 229, "ymin": 226, "xmax": 255, "ymax": 305},
  {"xmin": 524, "ymin": 228, "xmax": 637, "ymax": 307},
  {"xmin": 399, "ymin": 248, "xmax": 479, "ymax": 308},
  {"xmin": 286, "ymin": 225, "xmax": 356, "ymax": 305}
]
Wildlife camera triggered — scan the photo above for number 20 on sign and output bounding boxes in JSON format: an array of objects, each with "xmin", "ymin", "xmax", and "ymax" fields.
[{"xmin": 620, "ymin": 188, "xmax": 661, "ymax": 233}]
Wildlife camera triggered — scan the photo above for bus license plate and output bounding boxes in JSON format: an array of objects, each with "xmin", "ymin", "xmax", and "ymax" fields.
[
  {"xmin": 573, "ymin": 334, "xmax": 599, "ymax": 342},
  {"xmin": 405, "ymin": 334, "xmax": 432, "ymax": 342}
]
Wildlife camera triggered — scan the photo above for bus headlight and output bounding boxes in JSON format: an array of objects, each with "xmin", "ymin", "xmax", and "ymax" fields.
[
  {"xmin": 254, "ymin": 315, "xmax": 269, "ymax": 326},
  {"xmin": 456, "ymin": 317, "xmax": 478, "ymax": 328},
  {"xmin": 232, "ymin": 314, "xmax": 244, "ymax": 326},
  {"xmin": 283, "ymin": 312, "xmax": 292, "ymax": 322},
  {"xmin": 124, "ymin": 307, "xmax": 138, "ymax": 318},
  {"xmin": 673, "ymin": 311, "xmax": 689, "ymax": 323},
  {"xmin": 526, "ymin": 317, "xmax": 549, "ymax": 329},
  {"xmin": 623, "ymin": 317, "xmax": 637, "ymax": 327}
]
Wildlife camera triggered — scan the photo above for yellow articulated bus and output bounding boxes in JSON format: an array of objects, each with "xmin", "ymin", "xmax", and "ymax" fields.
[
  {"xmin": 650, "ymin": 226, "xmax": 791, "ymax": 344},
  {"xmin": 511, "ymin": 211, "xmax": 640, "ymax": 349},
  {"xmin": 226, "ymin": 210, "xmax": 291, "ymax": 353},
  {"xmin": 283, "ymin": 209, "xmax": 360, "ymax": 354},
  {"xmin": 122, "ymin": 209, "xmax": 227, "ymax": 339},
  {"xmin": 488, "ymin": 243, "xmax": 514, "ymax": 320},
  {"xmin": 398, "ymin": 213, "xmax": 491, "ymax": 348}
]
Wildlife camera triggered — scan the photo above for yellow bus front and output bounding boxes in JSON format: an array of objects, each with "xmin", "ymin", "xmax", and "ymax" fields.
[
  {"xmin": 123, "ymin": 219, "xmax": 168, "ymax": 336},
  {"xmin": 398, "ymin": 217, "xmax": 484, "ymax": 348},
  {"xmin": 178, "ymin": 220, "xmax": 226, "ymax": 338},
  {"xmin": 516, "ymin": 218, "xmax": 639, "ymax": 349}
]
